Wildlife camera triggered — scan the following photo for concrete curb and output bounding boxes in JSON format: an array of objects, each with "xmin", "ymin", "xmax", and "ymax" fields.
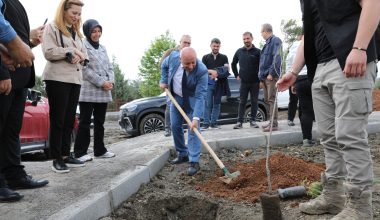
[
  {"xmin": 48, "ymin": 149, "xmax": 170, "ymax": 220},
  {"xmin": 48, "ymin": 192, "xmax": 111, "ymax": 220},
  {"xmin": 50, "ymin": 120, "xmax": 380, "ymax": 220},
  {"xmin": 207, "ymin": 120, "xmax": 380, "ymax": 152}
]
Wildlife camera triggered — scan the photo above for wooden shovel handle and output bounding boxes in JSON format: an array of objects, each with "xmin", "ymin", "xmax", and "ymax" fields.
[{"xmin": 165, "ymin": 88, "xmax": 226, "ymax": 170}]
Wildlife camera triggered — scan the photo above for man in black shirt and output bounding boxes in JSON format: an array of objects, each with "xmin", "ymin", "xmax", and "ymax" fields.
[
  {"xmin": 0, "ymin": 0, "xmax": 49, "ymax": 202},
  {"xmin": 277, "ymin": 0, "xmax": 379, "ymax": 218},
  {"xmin": 231, "ymin": 32, "xmax": 261, "ymax": 129},
  {"xmin": 201, "ymin": 38, "xmax": 229, "ymax": 129}
]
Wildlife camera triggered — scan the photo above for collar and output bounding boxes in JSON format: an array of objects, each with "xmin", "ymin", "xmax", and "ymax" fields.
[{"xmin": 265, "ymin": 35, "xmax": 274, "ymax": 43}]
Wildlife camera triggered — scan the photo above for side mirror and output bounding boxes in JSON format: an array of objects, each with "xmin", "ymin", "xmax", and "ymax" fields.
[{"xmin": 30, "ymin": 90, "xmax": 42, "ymax": 106}]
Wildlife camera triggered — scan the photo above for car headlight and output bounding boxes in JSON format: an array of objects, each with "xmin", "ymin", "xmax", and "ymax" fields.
[{"xmin": 126, "ymin": 104, "xmax": 137, "ymax": 112}]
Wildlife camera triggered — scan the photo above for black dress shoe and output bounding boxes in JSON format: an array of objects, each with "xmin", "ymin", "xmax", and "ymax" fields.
[
  {"xmin": 170, "ymin": 155, "xmax": 189, "ymax": 164},
  {"xmin": 0, "ymin": 187, "xmax": 23, "ymax": 202},
  {"xmin": 7, "ymin": 175, "xmax": 49, "ymax": 190}
]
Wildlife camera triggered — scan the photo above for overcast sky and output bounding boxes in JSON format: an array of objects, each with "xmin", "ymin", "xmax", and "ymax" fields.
[{"xmin": 20, "ymin": 0, "xmax": 303, "ymax": 79}]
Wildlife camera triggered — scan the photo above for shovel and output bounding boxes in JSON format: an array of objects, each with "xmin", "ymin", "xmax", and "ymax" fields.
[{"xmin": 165, "ymin": 88, "xmax": 240, "ymax": 184}]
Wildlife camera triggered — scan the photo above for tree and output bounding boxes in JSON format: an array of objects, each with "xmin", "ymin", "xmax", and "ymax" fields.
[
  {"xmin": 280, "ymin": 19, "xmax": 303, "ymax": 73},
  {"xmin": 33, "ymin": 75, "xmax": 46, "ymax": 96},
  {"xmin": 112, "ymin": 58, "xmax": 129, "ymax": 101},
  {"xmin": 138, "ymin": 31, "xmax": 176, "ymax": 97},
  {"xmin": 280, "ymin": 19, "xmax": 303, "ymax": 50},
  {"xmin": 110, "ymin": 57, "xmax": 142, "ymax": 110}
]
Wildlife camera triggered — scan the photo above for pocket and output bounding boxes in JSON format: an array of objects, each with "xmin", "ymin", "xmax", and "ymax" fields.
[{"xmin": 345, "ymin": 82, "xmax": 373, "ymax": 114}]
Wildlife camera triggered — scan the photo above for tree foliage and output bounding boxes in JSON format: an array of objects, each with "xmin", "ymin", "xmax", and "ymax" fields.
[
  {"xmin": 109, "ymin": 57, "xmax": 142, "ymax": 110},
  {"xmin": 280, "ymin": 19, "xmax": 303, "ymax": 49},
  {"xmin": 112, "ymin": 57, "xmax": 142, "ymax": 102},
  {"xmin": 112, "ymin": 58, "xmax": 128, "ymax": 101},
  {"xmin": 280, "ymin": 19, "xmax": 303, "ymax": 72},
  {"xmin": 138, "ymin": 31, "xmax": 176, "ymax": 97},
  {"xmin": 33, "ymin": 75, "xmax": 46, "ymax": 96}
]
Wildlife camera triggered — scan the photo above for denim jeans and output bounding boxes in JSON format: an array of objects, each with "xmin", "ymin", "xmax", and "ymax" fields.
[
  {"xmin": 203, "ymin": 84, "xmax": 221, "ymax": 126},
  {"xmin": 170, "ymin": 94, "xmax": 201, "ymax": 162}
]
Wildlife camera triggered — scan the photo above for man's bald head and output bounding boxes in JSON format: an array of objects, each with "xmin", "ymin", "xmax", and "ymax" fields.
[{"xmin": 180, "ymin": 47, "xmax": 197, "ymax": 72}]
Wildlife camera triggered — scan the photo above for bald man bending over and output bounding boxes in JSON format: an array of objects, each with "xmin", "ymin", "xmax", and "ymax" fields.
[{"xmin": 160, "ymin": 47, "xmax": 208, "ymax": 176}]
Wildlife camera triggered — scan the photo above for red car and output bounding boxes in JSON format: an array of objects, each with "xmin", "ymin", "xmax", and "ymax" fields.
[{"xmin": 20, "ymin": 90, "xmax": 78, "ymax": 157}]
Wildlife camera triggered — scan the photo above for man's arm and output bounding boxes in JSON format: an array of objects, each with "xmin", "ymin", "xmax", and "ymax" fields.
[
  {"xmin": 231, "ymin": 50, "xmax": 239, "ymax": 78},
  {"xmin": 0, "ymin": 5, "xmax": 34, "ymax": 68},
  {"xmin": 1, "ymin": 36, "xmax": 34, "ymax": 68},
  {"xmin": 344, "ymin": 0, "xmax": 380, "ymax": 77},
  {"xmin": 192, "ymin": 67, "xmax": 208, "ymax": 126},
  {"xmin": 268, "ymin": 37, "xmax": 282, "ymax": 78},
  {"xmin": 159, "ymin": 55, "xmax": 170, "ymax": 89},
  {"xmin": 0, "ymin": 6, "xmax": 17, "ymax": 43}
]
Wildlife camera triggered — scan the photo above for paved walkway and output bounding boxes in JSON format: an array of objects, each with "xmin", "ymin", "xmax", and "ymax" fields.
[{"xmin": 1, "ymin": 112, "xmax": 380, "ymax": 220}]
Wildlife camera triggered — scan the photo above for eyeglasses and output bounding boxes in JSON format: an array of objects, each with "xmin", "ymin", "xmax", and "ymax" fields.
[{"xmin": 182, "ymin": 41, "xmax": 191, "ymax": 45}]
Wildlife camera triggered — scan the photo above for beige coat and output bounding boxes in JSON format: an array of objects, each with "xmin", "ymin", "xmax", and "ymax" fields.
[{"xmin": 41, "ymin": 22, "xmax": 87, "ymax": 85}]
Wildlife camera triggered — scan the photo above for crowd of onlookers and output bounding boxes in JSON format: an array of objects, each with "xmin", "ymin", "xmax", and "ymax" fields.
[
  {"xmin": 0, "ymin": 0, "xmax": 115, "ymax": 202},
  {"xmin": 163, "ymin": 26, "xmax": 314, "ymax": 146},
  {"xmin": 159, "ymin": 24, "xmax": 315, "ymax": 176}
]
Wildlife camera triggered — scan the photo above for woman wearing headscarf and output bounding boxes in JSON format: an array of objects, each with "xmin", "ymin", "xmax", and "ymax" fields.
[
  {"xmin": 73, "ymin": 19, "xmax": 115, "ymax": 162},
  {"xmin": 42, "ymin": 0, "xmax": 87, "ymax": 173}
]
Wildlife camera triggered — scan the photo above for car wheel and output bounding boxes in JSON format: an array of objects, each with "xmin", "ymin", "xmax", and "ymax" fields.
[
  {"xmin": 244, "ymin": 107, "xmax": 266, "ymax": 122},
  {"xmin": 139, "ymin": 113, "xmax": 165, "ymax": 134}
]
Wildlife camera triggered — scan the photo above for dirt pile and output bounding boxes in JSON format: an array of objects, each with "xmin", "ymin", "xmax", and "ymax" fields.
[
  {"xmin": 373, "ymin": 89, "xmax": 380, "ymax": 111},
  {"xmin": 197, "ymin": 153, "xmax": 325, "ymax": 203}
]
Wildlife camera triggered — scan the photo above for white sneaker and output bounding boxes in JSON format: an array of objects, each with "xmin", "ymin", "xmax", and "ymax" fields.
[
  {"xmin": 77, "ymin": 154, "xmax": 93, "ymax": 162},
  {"xmin": 96, "ymin": 151, "xmax": 115, "ymax": 158}
]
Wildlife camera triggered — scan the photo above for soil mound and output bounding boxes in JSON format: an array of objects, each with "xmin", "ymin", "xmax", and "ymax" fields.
[
  {"xmin": 197, "ymin": 153, "xmax": 325, "ymax": 203},
  {"xmin": 373, "ymin": 89, "xmax": 380, "ymax": 111}
]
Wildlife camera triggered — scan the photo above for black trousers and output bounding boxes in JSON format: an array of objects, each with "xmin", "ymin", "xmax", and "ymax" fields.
[
  {"xmin": 288, "ymin": 88, "xmax": 299, "ymax": 121},
  {"xmin": 74, "ymin": 102, "xmax": 108, "ymax": 157},
  {"xmin": 0, "ymin": 88, "xmax": 28, "ymax": 180},
  {"xmin": 295, "ymin": 76, "xmax": 315, "ymax": 140},
  {"xmin": 237, "ymin": 82, "xmax": 260, "ymax": 123},
  {"xmin": 45, "ymin": 81, "xmax": 80, "ymax": 160}
]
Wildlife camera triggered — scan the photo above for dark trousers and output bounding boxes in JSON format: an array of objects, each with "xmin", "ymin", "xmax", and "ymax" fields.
[
  {"xmin": 74, "ymin": 102, "xmax": 108, "ymax": 157},
  {"xmin": 45, "ymin": 81, "xmax": 80, "ymax": 160},
  {"xmin": 295, "ymin": 76, "xmax": 314, "ymax": 140},
  {"xmin": 237, "ymin": 82, "xmax": 260, "ymax": 123},
  {"xmin": 0, "ymin": 88, "xmax": 27, "ymax": 180},
  {"xmin": 288, "ymin": 88, "xmax": 299, "ymax": 121}
]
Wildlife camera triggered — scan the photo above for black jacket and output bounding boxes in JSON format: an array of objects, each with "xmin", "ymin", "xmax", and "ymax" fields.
[
  {"xmin": 231, "ymin": 46, "xmax": 261, "ymax": 83},
  {"xmin": 1, "ymin": 0, "xmax": 35, "ymax": 89},
  {"xmin": 301, "ymin": 0, "xmax": 378, "ymax": 80}
]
